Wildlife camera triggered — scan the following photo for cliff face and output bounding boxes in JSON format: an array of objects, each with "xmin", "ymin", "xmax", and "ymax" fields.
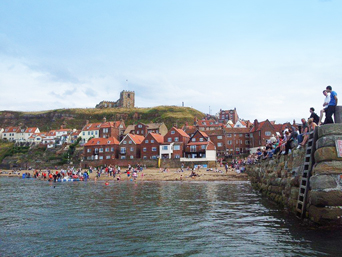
[
  {"xmin": 247, "ymin": 124, "xmax": 342, "ymax": 226},
  {"xmin": 0, "ymin": 106, "xmax": 205, "ymax": 131}
]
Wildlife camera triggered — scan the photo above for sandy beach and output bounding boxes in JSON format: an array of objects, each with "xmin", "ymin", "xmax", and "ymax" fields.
[{"xmin": 0, "ymin": 167, "xmax": 247, "ymax": 182}]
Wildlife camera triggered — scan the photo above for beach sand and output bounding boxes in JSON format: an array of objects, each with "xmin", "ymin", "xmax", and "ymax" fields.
[{"xmin": 0, "ymin": 167, "xmax": 247, "ymax": 182}]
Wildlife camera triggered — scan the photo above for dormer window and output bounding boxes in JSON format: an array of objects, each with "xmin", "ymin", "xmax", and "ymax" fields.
[
  {"xmin": 97, "ymin": 141, "xmax": 100, "ymax": 145},
  {"xmin": 192, "ymin": 138, "xmax": 196, "ymax": 142}
]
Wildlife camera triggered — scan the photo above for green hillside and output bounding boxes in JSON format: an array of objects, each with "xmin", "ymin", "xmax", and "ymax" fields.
[{"xmin": 0, "ymin": 106, "xmax": 205, "ymax": 132}]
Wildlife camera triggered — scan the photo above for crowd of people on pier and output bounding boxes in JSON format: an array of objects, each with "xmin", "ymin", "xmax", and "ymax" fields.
[{"xmin": 229, "ymin": 85, "xmax": 338, "ymax": 173}]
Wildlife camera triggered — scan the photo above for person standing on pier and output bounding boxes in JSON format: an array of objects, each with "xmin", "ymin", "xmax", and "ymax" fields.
[{"xmin": 324, "ymin": 85, "xmax": 338, "ymax": 124}]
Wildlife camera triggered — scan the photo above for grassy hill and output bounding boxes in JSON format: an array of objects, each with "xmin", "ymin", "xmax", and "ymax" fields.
[{"xmin": 0, "ymin": 106, "xmax": 205, "ymax": 132}]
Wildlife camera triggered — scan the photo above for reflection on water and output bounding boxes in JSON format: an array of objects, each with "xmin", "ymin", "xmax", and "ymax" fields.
[{"xmin": 0, "ymin": 178, "xmax": 340, "ymax": 256}]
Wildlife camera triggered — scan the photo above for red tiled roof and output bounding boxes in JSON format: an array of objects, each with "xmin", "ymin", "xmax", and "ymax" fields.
[
  {"xmin": 82, "ymin": 123, "xmax": 102, "ymax": 131},
  {"xmin": 150, "ymin": 133, "xmax": 164, "ymax": 143},
  {"xmin": 4, "ymin": 126, "xmax": 20, "ymax": 133},
  {"xmin": 173, "ymin": 127, "xmax": 190, "ymax": 138},
  {"xmin": 25, "ymin": 127, "xmax": 39, "ymax": 133},
  {"xmin": 85, "ymin": 137, "xmax": 120, "ymax": 146},
  {"xmin": 127, "ymin": 134, "xmax": 144, "ymax": 144}
]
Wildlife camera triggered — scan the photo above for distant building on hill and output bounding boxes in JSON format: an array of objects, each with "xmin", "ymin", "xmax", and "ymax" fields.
[{"xmin": 96, "ymin": 90, "xmax": 135, "ymax": 109}]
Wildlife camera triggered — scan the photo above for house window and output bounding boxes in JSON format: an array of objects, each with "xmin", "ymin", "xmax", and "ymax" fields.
[
  {"xmin": 121, "ymin": 156, "xmax": 126, "ymax": 159},
  {"xmin": 129, "ymin": 140, "xmax": 132, "ymax": 144},
  {"xmin": 162, "ymin": 145, "xmax": 168, "ymax": 150},
  {"xmin": 199, "ymin": 138, "xmax": 203, "ymax": 142},
  {"xmin": 152, "ymin": 156, "xmax": 157, "ymax": 160},
  {"xmin": 106, "ymin": 155, "xmax": 111, "ymax": 159},
  {"xmin": 245, "ymin": 140, "xmax": 250, "ymax": 145},
  {"xmin": 228, "ymin": 140, "xmax": 232, "ymax": 145},
  {"xmin": 120, "ymin": 147, "xmax": 126, "ymax": 154},
  {"xmin": 123, "ymin": 140, "xmax": 127, "ymax": 144},
  {"xmin": 175, "ymin": 155, "xmax": 180, "ymax": 159},
  {"xmin": 171, "ymin": 131, "xmax": 175, "ymax": 134},
  {"xmin": 137, "ymin": 131, "xmax": 139, "ymax": 134},
  {"xmin": 151, "ymin": 139, "xmax": 154, "ymax": 143},
  {"xmin": 227, "ymin": 134, "xmax": 232, "ymax": 137},
  {"xmin": 174, "ymin": 145, "xmax": 180, "ymax": 150},
  {"xmin": 192, "ymin": 138, "xmax": 196, "ymax": 142},
  {"xmin": 168, "ymin": 138, "xmax": 172, "ymax": 142},
  {"xmin": 130, "ymin": 155, "xmax": 134, "ymax": 159},
  {"xmin": 239, "ymin": 134, "xmax": 243, "ymax": 137},
  {"xmin": 152, "ymin": 147, "xmax": 157, "ymax": 151},
  {"xmin": 105, "ymin": 148, "xmax": 109, "ymax": 152},
  {"xmin": 94, "ymin": 148, "xmax": 99, "ymax": 154},
  {"xmin": 217, "ymin": 136, "xmax": 222, "ymax": 139},
  {"xmin": 250, "ymin": 134, "xmax": 253, "ymax": 138},
  {"xmin": 246, "ymin": 134, "xmax": 249, "ymax": 138},
  {"xmin": 130, "ymin": 147, "xmax": 134, "ymax": 152},
  {"xmin": 190, "ymin": 145, "xmax": 196, "ymax": 152},
  {"xmin": 145, "ymin": 140, "xmax": 149, "ymax": 143},
  {"xmin": 201, "ymin": 145, "xmax": 206, "ymax": 149},
  {"xmin": 111, "ymin": 147, "xmax": 114, "ymax": 152},
  {"xmin": 83, "ymin": 132, "xmax": 85, "ymax": 136},
  {"xmin": 240, "ymin": 140, "xmax": 242, "ymax": 144},
  {"xmin": 236, "ymin": 140, "xmax": 238, "ymax": 144},
  {"xmin": 143, "ymin": 147, "xmax": 147, "ymax": 152},
  {"xmin": 87, "ymin": 149, "xmax": 91, "ymax": 153},
  {"xmin": 265, "ymin": 131, "xmax": 271, "ymax": 136},
  {"xmin": 99, "ymin": 148, "xmax": 103, "ymax": 153},
  {"xmin": 99, "ymin": 156, "xmax": 103, "ymax": 160},
  {"xmin": 175, "ymin": 137, "xmax": 179, "ymax": 142},
  {"xmin": 218, "ymin": 143, "xmax": 222, "ymax": 147},
  {"xmin": 138, "ymin": 125, "xmax": 142, "ymax": 128},
  {"xmin": 143, "ymin": 156, "xmax": 147, "ymax": 159}
]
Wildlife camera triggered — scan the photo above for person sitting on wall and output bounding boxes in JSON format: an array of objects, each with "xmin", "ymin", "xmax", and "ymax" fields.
[
  {"xmin": 297, "ymin": 118, "xmax": 317, "ymax": 149},
  {"xmin": 297, "ymin": 118, "xmax": 309, "ymax": 145},
  {"xmin": 309, "ymin": 107, "xmax": 319, "ymax": 125},
  {"xmin": 318, "ymin": 90, "xmax": 330, "ymax": 125}
]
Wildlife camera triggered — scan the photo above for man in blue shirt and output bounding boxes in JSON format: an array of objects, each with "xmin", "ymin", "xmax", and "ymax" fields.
[{"xmin": 324, "ymin": 85, "xmax": 338, "ymax": 124}]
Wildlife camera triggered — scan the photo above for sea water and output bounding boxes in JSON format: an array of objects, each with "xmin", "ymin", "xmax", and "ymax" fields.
[{"xmin": 0, "ymin": 177, "xmax": 341, "ymax": 256}]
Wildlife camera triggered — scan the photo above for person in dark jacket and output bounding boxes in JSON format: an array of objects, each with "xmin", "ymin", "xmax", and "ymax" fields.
[{"xmin": 309, "ymin": 107, "xmax": 319, "ymax": 125}]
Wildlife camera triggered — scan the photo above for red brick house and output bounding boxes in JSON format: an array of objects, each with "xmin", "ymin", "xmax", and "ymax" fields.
[
  {"xmin": 119, "ymin": 134, "xmax": 144, "ymax": 159},
  {"xmin": 184, "ymin": 130, "xmax": 216, "ymax": 159},
  {"xmin": 99, "ymin": 120, "xmax": 126, "ymax": 140},
  {"xmin": 140, "ymin": 133, "xmax": 164, "ymax": 160},
  {"xmin": 83, "ymin": 137, "xmax": 120, "ymax": 162},
  {"xmin": 224, "ymin": 127, "xmax": 250, "ymax": 154},
  {"xmin": 249, "ymin": 119, "xmax": 277, "ymax": 148},
  {"xmin": 218, "ymin": 108, "xmax": 239, "ymax": 124},
  {"xmin": 205, "ymin": 129, "xmax": 226, "ymax": 156}
]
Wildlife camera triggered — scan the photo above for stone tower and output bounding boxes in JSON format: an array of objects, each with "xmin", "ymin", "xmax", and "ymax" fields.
[{"xmin": 119, "ymin": 90, "xmax": 135, "ymax": 108}]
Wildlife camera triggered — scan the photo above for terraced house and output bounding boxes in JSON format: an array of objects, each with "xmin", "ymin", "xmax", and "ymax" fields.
[{"xmin": 119, "ymin": 134, "xmax": 144, "ymax": 159}]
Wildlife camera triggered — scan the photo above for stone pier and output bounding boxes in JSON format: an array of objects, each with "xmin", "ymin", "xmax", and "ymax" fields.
[{"xmin": 247, "ymin": 124, "xmax": 342, "ymax": 226}]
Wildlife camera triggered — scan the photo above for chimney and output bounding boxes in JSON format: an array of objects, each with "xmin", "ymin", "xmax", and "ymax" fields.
[
  {"xmin": 86, "ymin": 120, "xmax": 89, "ymax": 125},
  {"xmin": 254, "ymin": 119, "xmax": 258, "ymax": 130},
  {"xmin": 103, "ymin": 117, "xmax": 107, "ymax": 123}
]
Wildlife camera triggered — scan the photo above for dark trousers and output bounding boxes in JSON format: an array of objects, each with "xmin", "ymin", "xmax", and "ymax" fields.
[
  {"xmin": 324, "ymin": 105, "xmax": 335, "ymax": 124},
  {"xmin": 285, "ymin": 139, "xmax": 293, "ymax": 155}
]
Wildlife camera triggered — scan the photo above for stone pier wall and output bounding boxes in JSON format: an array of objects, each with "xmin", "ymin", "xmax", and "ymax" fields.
[{"xmin": 247, "ymin": 124, "xmax": 342, "ymax": 226}]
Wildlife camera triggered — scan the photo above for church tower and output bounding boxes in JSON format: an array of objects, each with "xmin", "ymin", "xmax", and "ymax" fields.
[{"xmin": 119, "ymin": 90, "xmax": 135, "ymax": 108}]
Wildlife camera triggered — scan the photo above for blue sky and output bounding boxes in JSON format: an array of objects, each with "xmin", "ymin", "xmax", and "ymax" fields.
[{"xmin": 0, "ymin": 0, "xmax": 341, "ymax": 123}]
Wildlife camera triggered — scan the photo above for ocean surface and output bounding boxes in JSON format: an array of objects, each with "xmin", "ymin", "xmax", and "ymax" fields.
[{"xmin": 0, "ymin": 177, "xmax": 341, "ymax": 257}]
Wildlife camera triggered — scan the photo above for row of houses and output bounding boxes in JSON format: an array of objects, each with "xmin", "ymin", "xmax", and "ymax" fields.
[{"xmin": 0, "ymin": 108, "xmax": 297, "ymax": 162}]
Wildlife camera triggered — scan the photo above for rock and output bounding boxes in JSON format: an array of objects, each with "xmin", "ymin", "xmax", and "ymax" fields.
[
  {"xmin": 310, "ymin": 175, "xmax": 337, "ymax": 190},
  {"xmin": 316, "ymin": 135, "xmax": 342, "ymax": 149},
  {"xmin": 308, "ymin": 205, "xmax": 342, "ymax": 223},
  {"xmin": 312, "ymin": 161, "xmax": 342, "ymax": 175},
  {"xmin": 335, "ymin": 106, "xmax": 342, "ymax": 124},
  {"xmin": 317, "ymin": 124, "xmax": 342, "ymax": 138},
  {"xmin": 314, "ymin": 147, "xmax": 342, "ymax": 163},
  {"xmin": 290, "ymin": 187, "xmax": 299, "ymax": 200},
  {"xmin": 309, "ymin": 190, "xmax": 342, "ymax": 206}
]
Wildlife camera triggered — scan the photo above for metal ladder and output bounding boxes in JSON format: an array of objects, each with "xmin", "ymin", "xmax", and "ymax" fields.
[{"xmin": 296, "ymin": 130, "xmax": 316, "ymax": 219}]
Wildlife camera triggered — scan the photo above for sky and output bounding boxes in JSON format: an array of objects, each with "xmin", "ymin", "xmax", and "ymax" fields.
[{"xmin": 0, "ymin": 0, "xmax": 341, "ymax": 124}]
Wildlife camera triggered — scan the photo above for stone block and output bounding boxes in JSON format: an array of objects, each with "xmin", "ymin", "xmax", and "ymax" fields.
[
  {"xmin": 335, "ymin": 106, "xmax": 342, "ymax": 123},
  {"xmin": 310, "ymin": 175, "xmax": 337, "ymax": 190},
  {"xmin": 308, "ymin": 205, "xmax": 342, "ymax": 223},
  {"xmin": 317, "ymin": 124, "xmax": 342, "ymax": 138},
  {"xmin": 316, "ymin": 135, "xmax": 342, "ymax": 149},
  {"xmin": 314, "ymin": 147, "xmax": 342, "ymax": 163},
  {"xmin": 312, "ymin": 161, "xmax": 342, "ymax": 175},
  {"xmin": 309, "ymin": 190, "xmax": 342, "ymax": 206},
  {"xmin": 290, "ymin": 187, "xmax": 299, "ymax": 200}
]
